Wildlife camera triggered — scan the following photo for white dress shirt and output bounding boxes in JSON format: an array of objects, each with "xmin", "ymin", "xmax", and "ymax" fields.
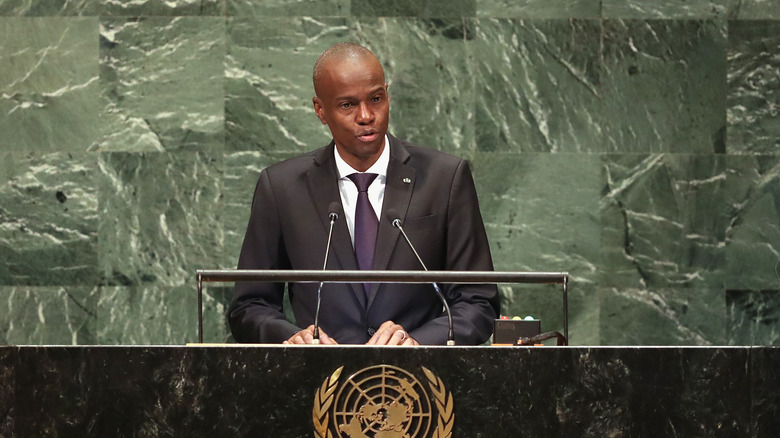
[{"xmin": 334, "ymin": 135, "xmax": 390, "ymax": 246}]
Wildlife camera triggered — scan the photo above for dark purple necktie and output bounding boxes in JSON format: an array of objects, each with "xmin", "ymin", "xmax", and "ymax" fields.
[{"xmin": 347, "ymin": 173, "xmax": 379, "ymax": 295}]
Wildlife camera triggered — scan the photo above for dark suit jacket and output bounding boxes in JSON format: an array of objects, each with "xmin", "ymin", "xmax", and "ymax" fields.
[{"xmin": 228, "ymin": 134, "xmax": 499, "ymax": 345}]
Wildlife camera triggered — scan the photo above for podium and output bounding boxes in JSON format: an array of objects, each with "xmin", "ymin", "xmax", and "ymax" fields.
[{"xmin": 1, "ymin": 345, "xmax": 778, "ymax": 436}]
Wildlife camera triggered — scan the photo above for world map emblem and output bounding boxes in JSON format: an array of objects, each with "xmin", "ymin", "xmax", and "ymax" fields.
[{"xmin": 313, "ymin": 365, "xmax": 454, "ymax": 438}]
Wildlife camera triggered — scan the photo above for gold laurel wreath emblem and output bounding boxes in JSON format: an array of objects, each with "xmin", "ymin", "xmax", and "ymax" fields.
[
  {"xmin": 313, "ymin": 366, "xmax": 343, "ymax": 438},
  {"xmin": 423, "ymin": 366, "xmax": 454, "ymax": 438},
  {"xmin": 313, "ymin": 365, "xmax": 454, "ymax": 437}
]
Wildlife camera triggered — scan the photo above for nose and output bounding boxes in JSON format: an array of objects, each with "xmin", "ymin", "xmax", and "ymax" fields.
[{"xmin": 356, "ymin": 102, "xmax": 374, "ymax": 125}]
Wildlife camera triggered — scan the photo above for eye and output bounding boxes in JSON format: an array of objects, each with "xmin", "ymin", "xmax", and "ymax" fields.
[
  {"xmin": 372, "ymin": 95, "xmax": 382, "ymax": 103},
  {"xmin": 339, "ymin": 102, "xmax": 353, "ymax": 110}
]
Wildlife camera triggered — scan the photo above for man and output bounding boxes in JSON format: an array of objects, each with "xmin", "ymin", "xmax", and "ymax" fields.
[{"xmin": 228, "ymin": 42, "xmax": 499, "ymax": 345}]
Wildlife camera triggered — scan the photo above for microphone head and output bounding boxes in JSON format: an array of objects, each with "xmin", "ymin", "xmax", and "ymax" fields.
[
  {"xmin": 328, "ymin": 201, "xmax": 341, "ymax": 221},
  {"xmin": 386, "ymin": 209, "xmax": 401, "ymax": 228}
]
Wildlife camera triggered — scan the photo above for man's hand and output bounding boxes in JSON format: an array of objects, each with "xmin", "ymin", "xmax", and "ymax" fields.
[
  {"xmin": 283, "ymin": 325, "xmax": 338, "ymax": 345},
  {"xmin": 366, "ymin": 321, "xmax": 419, "ymax": 346}
]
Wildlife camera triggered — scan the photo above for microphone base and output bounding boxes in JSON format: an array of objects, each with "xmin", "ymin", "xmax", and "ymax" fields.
[
  {"xmin": 446, "ymin": 340, "xmax": 455, "ymax": 346},
  {"xmin": 312, "ymin": 338, "xmax": 321, "ymax": 345}
]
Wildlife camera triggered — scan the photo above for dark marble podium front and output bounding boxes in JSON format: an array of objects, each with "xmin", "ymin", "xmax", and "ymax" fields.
[{"xmin": 1, "ymin": 346, "xmax": 778, "ymax": 437}]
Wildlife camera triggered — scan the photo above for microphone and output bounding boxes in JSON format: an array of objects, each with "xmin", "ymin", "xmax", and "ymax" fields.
[
  {"xmin": 313, "ymin": 202, "xmax": 340, "ymax": 344},
  {"xmin": 390, "ymin": 213, "xmax": 455, "ymax": 346}
]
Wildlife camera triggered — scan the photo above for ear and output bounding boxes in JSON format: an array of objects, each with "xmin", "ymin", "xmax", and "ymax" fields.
[{"xmin": 312, "ymin": 97, "xmax": 327, "ymax": 125}]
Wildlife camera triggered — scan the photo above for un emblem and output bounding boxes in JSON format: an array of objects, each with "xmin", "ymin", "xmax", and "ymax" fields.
[{"xmin": 313, "ymin": 365, "xmax": 454, "ymax": 438}]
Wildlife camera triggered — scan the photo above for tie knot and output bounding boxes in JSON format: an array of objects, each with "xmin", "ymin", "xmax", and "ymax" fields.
[{"xmin": 347, "ymin": 173, "xmax": 378, "ymax": 192}]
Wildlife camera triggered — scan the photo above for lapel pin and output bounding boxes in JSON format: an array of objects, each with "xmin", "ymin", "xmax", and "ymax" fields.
[{"xmin": 402, "ymin": 177, "xmax": 411, "ymax": 184}]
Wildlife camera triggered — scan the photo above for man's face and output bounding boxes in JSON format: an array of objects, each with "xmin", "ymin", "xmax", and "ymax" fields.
[{"xmin": 313, "ymin": 55, "xmax": 389, "ymax": 171}]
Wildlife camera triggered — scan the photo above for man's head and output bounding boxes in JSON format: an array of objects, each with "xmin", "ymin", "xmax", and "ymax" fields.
[{"xmin": 312, "ymin": 42, "xmax": 389, "ymax": 172}]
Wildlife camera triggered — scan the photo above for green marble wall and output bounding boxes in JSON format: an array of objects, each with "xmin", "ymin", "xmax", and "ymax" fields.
[{"xmin": 1, "ymin": 0, "xmax": 778, "ymax": 346}]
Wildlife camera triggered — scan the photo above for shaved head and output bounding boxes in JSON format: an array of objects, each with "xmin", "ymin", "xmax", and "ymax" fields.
[
  {"xmin": 313, "ymin": 42, "xmax": 384, "ymax": 97},
  {"xmin": 311, "ymin": 42, "xmax": 390, "ymax": 172}
]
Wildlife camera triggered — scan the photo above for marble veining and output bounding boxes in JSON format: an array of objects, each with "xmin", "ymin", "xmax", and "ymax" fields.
[
  {"xmin": 97, "ymin": 152, "xmax": 223, "ymax": 288},
  {"xmin": 0, "ymin": 17, "xmax": 99, "ymax": 152},
  {"xmin": 727, "ymin": 20, "xmax": 780, "ymax": 154},
  {"xmin": 602, "ymin": 0, "xmax": 728, "ymax": 19},
  {"xmin": 0, "ymin": 286, "xmax": 97, "ymax": 345},
  {"xmin": 477, "ymin": 0, "xmax": 601, "ymax": 18},
  {"xmin": 0, "ymin": 3, "xmax": 778, "ymax": 347},
  {"xmin": 600, "ymin": 19, "xmax": 727, "ymax": 153},
  {"xmin": 472, "ymin": 19, "xmax": 602, "ymax": 153},
  {"xmin": 228, "ymin": 0, "xmax": 349, "ymax": 17},
  {"xmin": 1, "ymin": 346, "xmax": 774, "ymax": 436},
  {"xmin": 0, "ymin": 152, "xmax": 98, "ymax": 286},
  {"xmin": 96, "ymin": 16, "xmax": 225, "ymax": 152},
  {"xmin": 0, "ymin": 0, "xmax": 97, "ymax": 16},
  {"xmin": 351, "ymin": 0, "xmax": 477, "ymax": 18}
]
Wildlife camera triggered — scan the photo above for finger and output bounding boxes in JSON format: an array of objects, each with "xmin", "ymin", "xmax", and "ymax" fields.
[
  {"xmin": 287, "ymin": 326, "xmax": 314, "ymax": 344},
  {"xmin": 366, "ymin": 321, "xmax": 394, "ymax": 345},
  {"xmin": 373, "ymin": 322, "xmax": 404, "ymax": 346},
  {"xmin": 401, "ymin": 336, "xmax": 419, "ymax": 346},
  {"xmin": 369, "ymin": 327, "xmax": 395, "ymax": 345},
  {"xmin": 318, "ymin": 329, "xmax": 339, "ymax": 345},
  {"xmin": 387, "ymin": 329, "xmax": 407, "ymax": 346}
]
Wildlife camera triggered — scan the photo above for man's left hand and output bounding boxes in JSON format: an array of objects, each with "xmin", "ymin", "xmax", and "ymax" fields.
[{"xmin": 366, "ymin": 320, "xmax": 419, "ymax": 346}]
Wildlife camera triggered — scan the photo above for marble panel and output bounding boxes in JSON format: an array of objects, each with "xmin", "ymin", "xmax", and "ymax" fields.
[
  {"xmin": 601, "ymin": 287, "xmax": 726, "ymax": 345},
  {"xmin": 477, "ymin": 0, "xmax": 601, "ymax": 19},
  {"xmin": 96, "ymin": 16, "xmax": 225, "ymax": 152},
  {"xmin": 96, "ymin": 285, "xmax": 200, "ymax": 344},
  {"xmin": 752, "ymin": 347, "xmax": 780, "ymax": 436},
  {"xmin": 200, "ymin": 285, "xmax": 232, "ymax": 342},
  {"xmin": 4, "ymin": 347, "xmax": 753, "ymax": 436},
  {"xmin": 729, "ymin": 0, "xmax": 780, "ymax": 19},
  {"xmin": 222, "ymin": 150, "xmax": 302, "ymax": 269},
  {"xmin": 97, "ymin": 152, "xmax": 223, "ymax": 288},
  {"xmin": 352, "ymin": 0, "xmax": 476, "ymax": 18},
  {"xmin": 228, "ymin": 0, "xmax": 349, "ymax": 17},
  {"xmin": 0, "ymin": 17, "xmax": 99, "ymax": 152},
  {"xmin": 225, "ymin": 16, "xmax": 348, "ymax": 153},
  {"xmin": 472, "ymin": 19, "xmax": 602, "ymax": 153},
  {"xmin": 100, "ymin": 0, "xmax": 225, "ymax": 16},
  {"xmin": 0, "ymin": 347, "xmax": 12, "ymax": 435},
  {"xmin": 0, "ymin": 286, "xmax": 98, "ymax": 345},
  {"xmin": 602, "ymin": 0, "xmax": 728, "ymax": 19},
  {"xmin": 0, "ymin": 0, "xmax": 97, "ymax": 15},
  {"xmin": 727, "ymin": 289, "xmax": 780, "ymax": 345},
  {"xmin": 723, "ymin": 156, "xmax": 780, "ymax": 290},
  {"xmin": 472, "ymin": 152, "xmax": 600, "ymax": 344},
  {"xmin": 472, "ymin": 152, "xmax": 601, "ymax": 281},
  {"xmin": 549, "ymin": 348, "xmax": 749, "ymax": 436},
  {"xmin": 0, "ymin": 152, "xmax": 98, "ymax": 286},
  {"xmin": 601, "ymin": 19, "xmax": 726, "ymax": 153},
  {"xmin": 601, "ymin": 154, "xmax": 754, "ymax": 291},
  {"xmin": 727, "ymin": 20, "xmax": 780, "ymax": 155},
  {"xmin": 353, "ymin": 18, "xmax": 475, "ymax": 156}
]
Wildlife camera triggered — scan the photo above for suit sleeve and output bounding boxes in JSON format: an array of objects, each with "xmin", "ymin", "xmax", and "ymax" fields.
[
  {"xmin": 228, "ymin": 169, "xmax": 302, "ymax": 343},
  {"xmin": 409, "ymin": 160, "xmax": 500, "ymax": 345}
]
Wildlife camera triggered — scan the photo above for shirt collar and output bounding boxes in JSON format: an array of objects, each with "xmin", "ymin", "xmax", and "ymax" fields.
[{"xmin": 334, "ymin": 135, "xmax": 390, "ymax": 179}]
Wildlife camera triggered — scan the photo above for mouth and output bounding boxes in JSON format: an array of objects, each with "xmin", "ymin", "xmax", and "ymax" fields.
[{"xmin": 357, "ymin": 130, "xmax": 380, "ymax": 142}]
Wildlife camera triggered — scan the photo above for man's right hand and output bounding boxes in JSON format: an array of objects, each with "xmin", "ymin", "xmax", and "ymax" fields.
[{"xmin": 283, "ymin": 325, "xmax": 338, "ymax": 345}]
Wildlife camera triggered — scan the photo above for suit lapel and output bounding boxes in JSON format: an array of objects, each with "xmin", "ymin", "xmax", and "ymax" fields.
[
  {"xmin": 305, "ymin": 143, "xmax": 366, "ymax": 307},
  {"xmin": 366, "ymin": 136, "xmax": 415, "ymax": 310}
]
